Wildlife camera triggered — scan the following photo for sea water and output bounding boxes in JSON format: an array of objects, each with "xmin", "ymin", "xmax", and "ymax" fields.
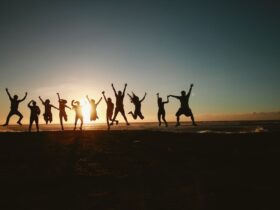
[{"xmin": 0, "ymin": 121, "xmax": 279, "ymax": 134}]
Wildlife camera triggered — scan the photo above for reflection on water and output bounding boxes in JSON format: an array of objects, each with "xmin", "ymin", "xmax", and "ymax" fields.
[{"xmin": 0, "ymin": 121, "xmax": 279, "ymax": 134}]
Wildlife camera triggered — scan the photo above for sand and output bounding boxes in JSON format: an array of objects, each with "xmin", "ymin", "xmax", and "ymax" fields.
[{"xmin": 0, "ymin": 129, "xmax": 279, "ymax": 209}]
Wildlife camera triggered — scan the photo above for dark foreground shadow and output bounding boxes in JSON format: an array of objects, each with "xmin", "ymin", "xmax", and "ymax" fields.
[{"xmin": 0, "ymin": 131, "xmax": 280, "ymax": 210}]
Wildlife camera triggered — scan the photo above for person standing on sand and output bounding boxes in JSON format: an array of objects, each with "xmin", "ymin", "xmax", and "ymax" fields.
[
  {"xmin": 157, "ymin": 93, "xmax": 169, "ymax": 127},
  {"xmin": 71, "ymin": 100, "xmax": 83, "ymax": 131},
  {"xmin": 127, "ymin": 92, "xmax": 147, "ymax": 120},
  {"xmin": 3, "ymin": 88, "xmax": 27, "ymax": 126},
  {"xmin": 168, "ymin": 84, "xmax": 197, "ymax": 126},
  {"xmin": 102, "ymin": 91, "xmax": 118, "ymax": 130},
  {"xmin": 57, "ymin": 93, "xmax": 71, "ymax": 130},
  {"xmin": 86, "ymin": 95, "xmax": 102, "ymax": 121},
  {"xmin": 28, "ymin": 100, "xmax": 41, "ymax": 132},
  {"xmin": 110, "ymin": 83, "xmax": 130, "ymax": 126},
  {"xmin": 39, "ymin": 96, "xmax": 59, "ymax": 124}
]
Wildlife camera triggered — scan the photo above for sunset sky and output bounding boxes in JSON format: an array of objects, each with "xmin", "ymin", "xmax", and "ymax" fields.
[{"xmin": 0, "ymin": 0, "xmax": 279, "ymax": 124}]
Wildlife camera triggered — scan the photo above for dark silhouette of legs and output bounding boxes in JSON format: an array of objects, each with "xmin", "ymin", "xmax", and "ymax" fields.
[
  {"xmin": 158, "ymin": 111, "xmax": 168, "ymax": 127},
  {"xmin": 110, "ymin": 110, "xmax": 119, "ymax": 125},
  {"xmin": 176, "ymin": 114, "xmax": 181, "ymax": 126},
  {"xmin": 189, "ymin": 113, "xmax": 197, "ymax": 126},
  {"xmin": 74, "ymin": 117, "xmax": 83, "ymax": 131},
  {"xmin": 74, "ymin": 117, "xmax": 78, "ymax": 130},
  {"xmin": 29, "ymin": 117, "xmax": 38, "ymax": 132},
  {"xmin": 80, "ymin": 118, "xmax": 83, "ymax": 130},
  {"xmin": 59, "ymin": 114, "xmax": 64, "ymax": 130},
  {"xmin": 29, "ymin": 118, "xmax": 34, "ymax": 132},
  {"xmin": 162, "ymin": 112, "xmax": 168, "ymax": 127},
  {"xmin": 35, "ymin": 117, "xmax": 39, "ymax": 132},
  {"xmin": 128, "ymin": 111, "xmax": 144, "ymax": 120},
  {"xmin": 128, "ymin": 111, "xmax": 137, "ymax": 119},
  {"xmin": 158, "ymin": 112, "xmax": 162, "ymax": 126},
  {"xmin": 111, "ymin": 109, "xmax": 129, "ymax": 125},
  {"xmin": 120, "ymin": 109, "xmax": 130, "ymax": 125},
  {"xmin": 3, "ymin": 111, "xmax": 23, "ymax": 126}
]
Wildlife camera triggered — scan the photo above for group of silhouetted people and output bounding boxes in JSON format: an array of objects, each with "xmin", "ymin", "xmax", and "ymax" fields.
[{"xmin": 1, "ymin": 83, "xmax": 197, "ymax": 132}]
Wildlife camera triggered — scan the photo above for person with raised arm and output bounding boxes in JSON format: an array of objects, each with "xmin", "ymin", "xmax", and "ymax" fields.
[
  {"xmin": 28, "ymin": 100, "xmax": 40, "ymax": 132},
  {"xmin": 57, "ymin": 93, "xmax": 71, "ymax": 130},
  {"xmin": 168, "ymin": 84, "xmax": 197, "ymax": 126},
  {"xmin": 157, "ymin": 93, "xmax": 169, "ymax": 127},
  {"xmin": 39, "ymin": 96, "xmax": 59, "ymax": 124},
  {"xmin": 110, "ymin": 83, "xmax": 130, "ymax": 126},
  {"xmin": 71, "ymin": 100, "xmax": 83, "ymax": 131},
  {"xmin": 3, "ymin": 88, "xmax": 27, "ymax": 126},
  {"xmin": 86, "ymin": 95, "xmax": 102, "ymax": 121},
  {"xmin": 102, "ymin": 91, "xmax": 118, "ymax": 130},
  {"xmin": 127, "ymin": 92, "xmax": 147, "ymax": 120}
]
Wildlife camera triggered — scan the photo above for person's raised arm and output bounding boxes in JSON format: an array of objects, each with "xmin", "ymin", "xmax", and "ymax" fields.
[
  {"xmin": 111, "ymin": 83, "xmax": 117, "ymax": 96},
  {"xmin": 5, "ymin": 88, "xmax": 12, "ymax": 100},
  {"xmin": 156, "ymin": 93, "xmax": 160, "ymax": 100},
  {"xmin": 19, "ymin": 92, "xmax": 28, "ymax": 102},
  {"xmin": 127, "ymin": 93, "xmax": 132, "ymax": 99},
  {"xmin": 122, "ymin": 83, "xmax": 127, "ymax": 96},
  {"xmin": 140, "ymin": 92, "xmax": 147, "ymax": 102},
  {"xmin": 86, "ymin": 95, "xmax": 90, "ymax": 103},
  {"xmin": 96, "ymin": 97, "xmax": 102, "ymax": 106},
  {"xmin": 39, "ymin": 96, "xmax": 45, "ymax": 105},
  {"xmin": 164, "ymin": 96, "xmax": 170, "ymax": 104},
  {"xmin": 102, "ymin": 91, "xmax": 107, "ymax": 103},
  {"xmin": 187, "ymin": 84, "xmax": 194, "ymax": 96},
  {"xmin": 57, "ymin": 93, "xmax": 61, "ymax": 101},
  {"xmin": 28, "ymin": 100, "xmax": 32, "ymax": 108}
]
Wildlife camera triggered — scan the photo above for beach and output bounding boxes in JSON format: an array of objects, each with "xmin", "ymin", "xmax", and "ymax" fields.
[{"xmin": 0, "ymin": 121, "xmax": 280, "ymax": 209}]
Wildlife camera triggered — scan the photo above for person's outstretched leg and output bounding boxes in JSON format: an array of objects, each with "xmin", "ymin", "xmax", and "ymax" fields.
[
  {"xmin": 60, "ymin": 114, "xmax": 64, "ymax": 130},
  {"xmin": 139, "ymin": 112, "xmax": 144, "ymax": 120},
  {"xmin": 120, "ymin": 109, "xmax": 130, "ymax": 125},
  {"xmin": 35, "ymin": 118, "xmax": 39, "ymax": 132},
  {"xmin": 128, "ymin": 111, "xmax": 137, "ymax": 119},
  {"xmin": 106, "ymin": 115, "xmax": 110, "ymax": 130},
  {"xmin": 3, "ymin": 111, "xmax": 13, "ymax": 126},
  {"xmin": 190, "ymin": 113, "xmax": 197, "ymax": 126},
  {"xmin": 158, "ymin": 112, "xmax": 161, "ymax": 126},
  {"xmin": 162, "ymin": 112, "xmax": 168, "ymax": 127},
  {"xmin": 29, "ymin": 118, "xmax": 33, "ymax": 132},
  {"xmin": 176, "ymin": 115, "xmax": 180, "ymax": 126},
  {"xmin": 110, "ymin": 110, "xmax": 119, "ymax": 125},
  {"xmin": 74, "ymin": 118, "xmax": 77, "ymax": 130},
  {"xmin": 80, "ymin": 118, "xmax": 83, "ymax": 130},
  {"xmin": 16, "ymin": 111, "xmax": 23, "ymax": 125}
]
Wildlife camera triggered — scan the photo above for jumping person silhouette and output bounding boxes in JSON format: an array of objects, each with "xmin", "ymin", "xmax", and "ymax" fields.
[
  {"xmin": 57, "ymin": 93, "xmax": 71, "ymax": 130},
  {"xmin": 39, "ymin": 96, "xmax": 59, "ymax": 124},
  {"xmin": 110, "ymin": 83, "xmax": 130, "ymax": 126},
  {"xmin": 3, "ymin": 88, "xmax": 27, "ymax": 126},
  {"xmin": 71, "ymin": 100, "xmax": 83, "ymax": 131},
  {"xmin": 102, "ymin": 91, "xmax": 118, "ymax": 130},
  {"xmin": 28, "ymin": 100, "xmax": 41, "ymax": 132},
  {"xmin": 86, "ymin": 95, "xmax": 102, "ymax": 121},
  {"xmin": 127, "ymin": 92, "xmax": 147, "ymax": 120},
  {"xmin": 157, "ymin": 93, "xmax": 169, "ymax": 127},
  {"xmin": 168, "ymin": 84, "xmax": 197, "ymax": 126}
]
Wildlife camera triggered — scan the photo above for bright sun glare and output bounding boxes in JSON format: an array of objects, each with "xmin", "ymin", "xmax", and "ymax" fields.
[{"xmin": 80, "ymin": 98, "xmax": 91, "ymax": 123}]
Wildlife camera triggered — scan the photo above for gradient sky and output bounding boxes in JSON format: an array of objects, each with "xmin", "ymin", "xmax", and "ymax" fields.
[{"xmin": 0, "ymin": 0, "xmax": 279, "ymax": 124}]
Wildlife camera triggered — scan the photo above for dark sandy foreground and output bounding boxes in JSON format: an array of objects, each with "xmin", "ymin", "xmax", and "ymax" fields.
[{"xmin": 0, "ymin": 131, "xmax": 280, "ymax": 210}]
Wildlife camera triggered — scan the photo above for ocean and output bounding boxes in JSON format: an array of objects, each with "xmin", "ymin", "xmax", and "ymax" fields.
[{"xmin": 0, "ymin": 121, "xmax": 279, "ymax": 134}]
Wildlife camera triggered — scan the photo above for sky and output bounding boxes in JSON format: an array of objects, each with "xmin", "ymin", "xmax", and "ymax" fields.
[{"xmin": 0, "ymin": 0, "xmax": 279, "ymax": 124}]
